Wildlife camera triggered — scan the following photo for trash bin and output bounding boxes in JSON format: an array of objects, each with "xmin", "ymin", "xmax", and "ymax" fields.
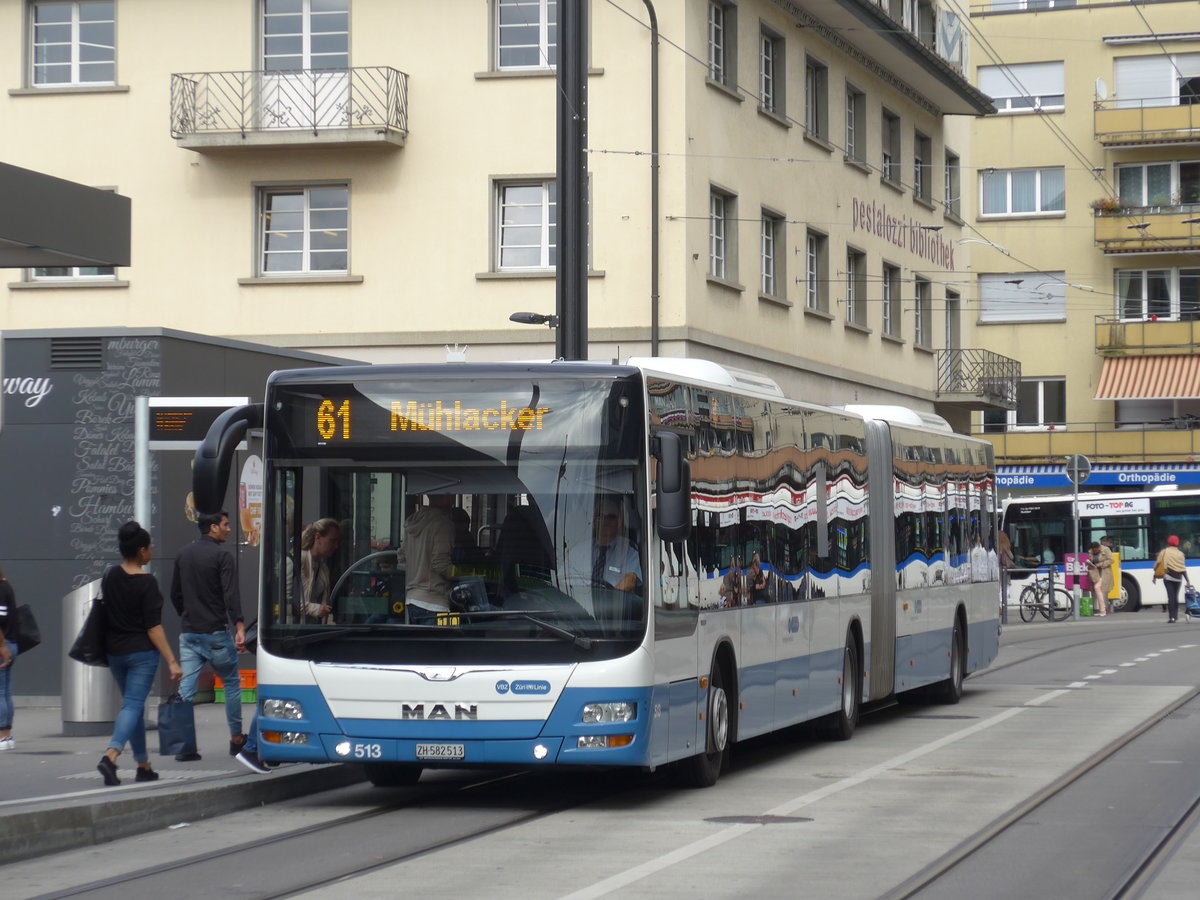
[{"xmin": 62, "ymin": 579, "xmax": 121, "ymax": 736}]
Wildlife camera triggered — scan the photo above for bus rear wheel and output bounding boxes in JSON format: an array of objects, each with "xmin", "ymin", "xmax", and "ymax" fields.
[
  {"xmin": 931, "ymin": 617, "xmax": 965, "ymax": 705},
  {"xmin": 677, "ymin": 660, "xmax": 732, "ymax": 788},
  {"xmin": 364, "ymin": 763, "xmax": 423, "ymax": 787}
]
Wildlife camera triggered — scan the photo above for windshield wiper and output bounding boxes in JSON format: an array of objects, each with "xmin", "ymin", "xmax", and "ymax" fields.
[
  {"xmin": 278, "ymin": 624, "xmax": 392, "ymax": 649},
  {"xmin": 454, "ymin": 609, "xmax": 595, "ymax": 649}
]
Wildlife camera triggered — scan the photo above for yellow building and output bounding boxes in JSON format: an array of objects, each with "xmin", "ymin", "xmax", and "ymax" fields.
[
  {"xmin": 2, "ymin": 0, "xmax": 1012, "ymax": 422},
  {"xmin": 967, "ymin": 0, "xmax": 1200, "ymax": 491}
]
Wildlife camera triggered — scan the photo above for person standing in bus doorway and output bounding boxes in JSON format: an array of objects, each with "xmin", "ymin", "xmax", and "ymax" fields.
[
  {"xmin": 171, "ymin": 511, "xmax": 247, "ymax": 762},
  {"xmin": 401, "ymin": 495, "xmax": 456, "ymax": 624},
  {"xmin": 1087, "ymin": 541, "xmax": 1113, "ymax": 617},
  {"xmin": 1153, "ymin": 535, "xmax": 1192, "ymax": 623}
]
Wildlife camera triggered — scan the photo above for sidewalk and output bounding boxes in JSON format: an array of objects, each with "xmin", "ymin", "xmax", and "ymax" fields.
[{"xmin": 0, "ymin": 702, "xmax": 364, "ymax": 864}]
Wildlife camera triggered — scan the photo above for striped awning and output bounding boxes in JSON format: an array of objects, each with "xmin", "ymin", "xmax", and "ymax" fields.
[{"xmin": 1094, "ymin": 355, "xmax": 1200, "ymax": 400}]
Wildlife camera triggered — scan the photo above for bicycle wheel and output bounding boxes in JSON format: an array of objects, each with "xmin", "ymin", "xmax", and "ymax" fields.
[
  {"xmin": 1019, "ymin": 586, "xmax": 1038, "ymax": 623},
  {"xmin": 1050, "ymin": 588, "xmax": 1074, "ymax": 622}
]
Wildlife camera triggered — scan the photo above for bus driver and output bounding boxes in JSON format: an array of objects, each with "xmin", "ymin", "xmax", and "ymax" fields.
[{"xmin": 583, "ymin": 498, "xmax": 642, "ymax": 593}]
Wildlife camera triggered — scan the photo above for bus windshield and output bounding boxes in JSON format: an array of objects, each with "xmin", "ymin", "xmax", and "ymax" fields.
[{"xmin": 261, "ymin": 373, "xmax": 648, "ymax": 664}]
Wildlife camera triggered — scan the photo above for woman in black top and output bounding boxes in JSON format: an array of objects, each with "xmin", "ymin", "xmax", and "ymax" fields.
[
  {"xmin": 0, "ymin": 566, "xmax": 17, "ymax": 750},
  {"xmin": 97, "ymin": 522, "xmax": 182, "ymax": 786}
]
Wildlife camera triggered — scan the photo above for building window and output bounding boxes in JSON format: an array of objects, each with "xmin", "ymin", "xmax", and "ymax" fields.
[
  {"xmin": 882, "ymin": 263, "xmax": 900, "ymax": 336},
  {"xmin": 845, "ymin": 248, "xmax": 867, "ymax": 327},
  {"xmin": 945, "ymin": 290, "xmax": 961, "ymax": 350},
  {"xmin": 845, "ymin": 84, "xmax": 865, "ymax": 162},
  {"xmin": 983, "ymin": 378, "xmax": 1066, "ymax": 432},
  {"xmin": 980, "ymin": 167, "xmax": 1065, "ymax": 216},
  {"xmin": 978, "ymin": 62, "xmax": 1064, "ymax": 112},
  {"xmin": 761, "ymin": 210, "xmax": 784, "ymax": 298},
  {"xmin": 881, "ymin": 109, "xmax": 900, "ymax": 184},
  {"xmin": 709, "ymin": 188, "xmax": 737, "ymax": 281},
  {"xmin": 988, "ymin": 0, "xmax": 1078, "ymax": 13},
  {"xmin": 1116, "ymin": 161, "xmax": 1200, "ymax": 208},
  {"xmin": 259, "ymin": 185, "xmax": 349, "ymax": 275},
  {"xmin": 31, "ymin": 0, "xmax": 114, "ymax": 86},
  {"xmin": 914, "ymin": 277, "xmax": 932, "ymax": 347},
  {"xmin": 805, "ymin": 56, "xmax": 828, "ymax": 140},
  {"xmin": 496, "ymin": 0, "xmax": 557, "ymax": 71},
  {"xmin": 30, "ymin": 266, "xmax": 115, "ymax": 280},
  {"xmin": 707, "ymin": 2, "xmax": 736, "ymax": 88},
  {"xmin": 979, "ymin": 273, "xmax": 1066, "ymax": 323},
  {"xmin": 497, "ymin": 180, "xmax": 556, "ymax": 270},
  {"xmin": 262, "ymin": 0, "xmax": 349, "ymax": 71},
  {"xmin": 1118, "ymin": 268, "xmax": 1200, "ymax": 321},
  {"xmin": 945, "ymin": 150, "xmax": 961, "ymax": 217},
  {"xmin": 759, "ymin": 27, "xmax": 783, "ymax": 114},
  {"xmin": 806, "ymin": 230, "xmax": 828, "ymax": 312},
  {"xmin": 914, "ymin": 131, "xmax": 932, "ymax": 202}
]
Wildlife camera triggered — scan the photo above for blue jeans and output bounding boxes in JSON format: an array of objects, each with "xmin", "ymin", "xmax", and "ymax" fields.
[
  {"xmin": 0, "ymin": 639, "xmax": 16, "ymax": 730},
  {"xmin": 107, "ymin": 650, "xmax": 160, "ymax": 763},
  {"xmin": 243, "ymin": 711, "xmax": 260, "ymax": 755},
  {"xmin": 180, "ymin": 631, "xmax": 243, "ymax": 736}
]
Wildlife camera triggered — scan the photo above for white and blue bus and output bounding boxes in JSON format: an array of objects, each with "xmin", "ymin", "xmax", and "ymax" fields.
[
  {"xmin": 1002, "ymin": 488, "xmax": 1200, "ymax": 612},
  {"xmin": 196, "ymin": 359, "xmax": 1000, "ymax": 787}
]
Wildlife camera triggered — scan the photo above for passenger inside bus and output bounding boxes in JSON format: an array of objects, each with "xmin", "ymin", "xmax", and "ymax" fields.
[{"xmin": 399, "ymin": 494, "xmax": 456, "ymax": 624}]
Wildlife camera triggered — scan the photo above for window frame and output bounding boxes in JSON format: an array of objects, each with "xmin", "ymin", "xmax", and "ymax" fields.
[
  {"xmin": 29, "ymin": 265, "xmax": 116, "ymax": 281},
  {"xmin": 257, "ymin": 183, "xmax": 350, "ymax": 278},
  {"xmin": 29, "ymin": 0, "xmax": 115, "ymax": 88},
  {"xmin": 845, "ymin": 83, "xmax": 866, "ymax": 163},
  {"xmin": 758, "ymin": 25, "xmax": 784, "ymax": 115},
  {"xmin": 914, "ymin": 276, "xmax": 932, "ymax": 348},
  {"xmin": 881, "ymin": 109, "xmax": 901, "ymax": 185},
  {"xmin": 913, "ymin": 131, "xmax": 932, "ymax": 202},
  {"xmin": 495, "ymin": 0, "xmax": 557, "ymax": 72},
  {"xmin": 805, "ymin": 55, "xmax": 829, "ymax": 141},
  {"xmin": 983, "ymin": 377, "xmax": 1066, "ymax": 433},
  {"xmin": 979, "ymin": 272, "xmax": 1067, "ymax": 323},
  {"xmin": 882, "ymin": 262, "xmax": 901, "ymax": 337},
  {"xmin": 495, "ymin": 178, "xmax": 557, "ymax": 272},
  {"xmin": 760, "ymin": 209, "xmax": 785, "ymax": 299},
  {"xmin": 1117, "ymin": 267, "xmax": 1200, "ymax": 322},
  {"xmin": 1116, "ymin": 160, "xmax": 1200, "ymax": 208},
  {"xmin": 845, "ymin": 247, "xmax": 867, "ymax": 327},
  {"xmin": 980, "ymin": 166, "xmax": 1065, "ymax": 217},
  {"xmin": 944, "ymin": 149, "xmax": 961, "ymax": 218},
  {"xmin": 707, "ymin": 1, "xmax": 737, "ymax": 89},
  {"xmin": 805, "ymin": 229, "xmax": 828, "ymax": 313},
  {"xmin": 978, "ymin": 61, "xmax": 1065, "ymax": 113}
]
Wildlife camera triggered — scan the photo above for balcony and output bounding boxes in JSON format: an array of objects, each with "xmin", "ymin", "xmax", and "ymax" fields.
[
  {"xmin": 935, "ymin": 348, "xmax": 1020, "ymax": 411},
  {"xmin": 171, "ymin": 67, "xmax": 408, "ymax": 151},
  {"xmin": 1093, "ymin": 208, "xmax": 1200, "ymax": 255},
  {"xmin": 978, "ymin": 421, "xmax": 1200, "ymax": 466},
  {"xmin": 1096, "ymin": 316, "xmax": 1200, "ymax": 357},
  {"xmin": 1094, "ymin": 97, "xmax": 1200, "ymax": 148}
]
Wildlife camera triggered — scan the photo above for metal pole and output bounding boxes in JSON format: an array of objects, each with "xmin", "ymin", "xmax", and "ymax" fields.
[
  {"xmin": 135, "ymin": 396, "xmax": 151, "ymax": 565},
  {"xmin": 1071, "ymin": 479, "xmax": 1080, "ymax": 620},
  {"xmin": 556, "ymin": 0, "xmax": 588, "ymax": 360},
  {"xmin": 642, "ymin": 0, "xmax": 660, "ymax": 357}
]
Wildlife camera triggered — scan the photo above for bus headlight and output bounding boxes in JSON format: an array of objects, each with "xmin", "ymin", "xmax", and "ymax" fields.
[
  {"xmin": 577, "ymin": 735, "xmax": 635, "ymax": 750},
  {"xmin": 262, "ymin": 699, "xmax": 304, "ymax": 720},
  {"xmin": 581, "ymin": 701, "xmax": 636, "ymax": 724},
  {"xmin": 262, "ymin": 731, "xmax": 308, "ymax": 745}
]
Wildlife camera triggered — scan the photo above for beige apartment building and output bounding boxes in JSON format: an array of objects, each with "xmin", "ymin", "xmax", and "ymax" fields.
[
  {"xmin": 2, "ymin": 0, "xmax": 1012, "ymax": 422},
  {"xmin": 967, "ymin": 0, "xmax": 1200, "ymax": 492}
]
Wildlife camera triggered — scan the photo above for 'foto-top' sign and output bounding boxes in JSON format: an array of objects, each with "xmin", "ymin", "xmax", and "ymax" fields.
[{"xmin": 148, "ymin": 397, "xmax": 249, "ymax": 450}]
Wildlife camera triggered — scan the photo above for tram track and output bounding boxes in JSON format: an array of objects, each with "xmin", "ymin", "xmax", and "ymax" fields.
[{"xmin": 24, "ymin": 769, "xmax": 628, "ymax": 900}]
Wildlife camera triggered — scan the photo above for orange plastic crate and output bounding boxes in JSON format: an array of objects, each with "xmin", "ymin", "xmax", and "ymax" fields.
[{"xmin": 214, "ymin": 671, "xmax": 257, "ymax": 690}]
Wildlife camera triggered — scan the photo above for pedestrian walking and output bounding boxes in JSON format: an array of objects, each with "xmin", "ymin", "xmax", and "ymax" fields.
[
  {"xmin": 98, "ymin": 522, "xmax": 182, "ymax": 786},
  {"xmin": 0, "ymin": 566, "xmax": 17, "ymax": 750},
  {"xmin": 1153, "ymin": 535, "xmax": 1192, "ymax": 624},
  {"xmin": 1087, "ymin": 541, "xmax": 1113, "ymax": 617},
  {"xmin": 171, "ymin": 510, "xmax": 247, "ymax": 761}
]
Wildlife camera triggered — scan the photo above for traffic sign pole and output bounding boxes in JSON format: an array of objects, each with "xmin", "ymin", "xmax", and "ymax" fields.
[{"xmin": 1065, "ymin": 455, "xmax": 1091, "ymax": 620}]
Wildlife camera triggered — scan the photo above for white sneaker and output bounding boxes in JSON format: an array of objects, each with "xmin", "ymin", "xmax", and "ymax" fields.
[{"xmin": 0, "ymin": 737, "xmax": 13, "ymax": 751}]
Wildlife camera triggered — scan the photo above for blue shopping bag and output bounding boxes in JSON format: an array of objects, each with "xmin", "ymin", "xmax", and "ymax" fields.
[{"xmin": 157, "ymin": 692, "xmax": 197, "ymax": 757}]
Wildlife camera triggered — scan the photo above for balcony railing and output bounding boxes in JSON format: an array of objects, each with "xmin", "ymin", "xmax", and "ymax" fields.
[
  {"xmin": 1094, "ymin": 207, "xmax": 1200, "ymax": 254},
  {"xmin": 171, "ymin": 67, "xmax": 408, "ymax": 150},
  {"xmin": 935, "ymin": 348, "xmax": 1020, "ymax": 410},
  {"xmin": 977, "ymin": 419, "xmax": 1200, "ymax": 466},
  {"xmin": 1095, "ymin": 315, "xmax": 1200, "ymax": 356},
  {"xmin": 1094, "ymin": 96, "xmax": 1200, "ymax": 147}
]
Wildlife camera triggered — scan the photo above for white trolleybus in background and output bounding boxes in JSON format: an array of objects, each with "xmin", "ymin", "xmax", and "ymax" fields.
[
  {"xmin": 194, "ymin": 359, "xmax": 1000, "ymax": 788},
  {"xmin": 1001, "ymin": 488, "xmax": 1200, "ymax": 613}
]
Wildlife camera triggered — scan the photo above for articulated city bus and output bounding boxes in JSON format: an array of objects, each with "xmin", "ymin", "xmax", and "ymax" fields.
[
  {"xmin": 1002, "ymin": 488, "xmax": 1200, "ymax": 611},
  {"xmin": 195, "ymin": 358, "xmax": 1000, "ymax": 787}
]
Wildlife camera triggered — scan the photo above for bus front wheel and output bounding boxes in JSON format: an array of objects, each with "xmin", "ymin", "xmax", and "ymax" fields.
[
  {"xmin": 677, "ymin": 660, "xmax": 732, "ymax": 788},
  {"xmin": 823, "ymin": 638, "xmax": 861, "ymax": 740},
  {"xmin": 1113, "ymin": 575, "xmax": 1140, "ymax": 613},
  {"xmin": 931, "ymin": 617, "xmax": 965, "ymax": 705}
]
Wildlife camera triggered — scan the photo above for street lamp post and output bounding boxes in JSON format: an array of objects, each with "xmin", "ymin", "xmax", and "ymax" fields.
[{"xmin": 556, "ymin": 0, "xmax": 588, "ymax": 360}]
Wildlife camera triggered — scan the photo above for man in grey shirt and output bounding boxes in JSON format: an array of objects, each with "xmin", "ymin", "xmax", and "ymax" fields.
[{"xmin": 171, "ymin": 511, "xmax": 246, "ymax": 761}]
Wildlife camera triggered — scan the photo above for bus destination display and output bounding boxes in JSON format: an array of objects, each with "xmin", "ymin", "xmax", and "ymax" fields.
[{"xmin": 314, "ymin": 397, "xmax": 551, "ymax": 443}]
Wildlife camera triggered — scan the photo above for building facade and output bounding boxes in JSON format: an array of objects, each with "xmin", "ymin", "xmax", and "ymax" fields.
[
  {"xmin": 2, "ymin": 0, "xmax": 1012, "ymax": 420},
  {"xmin": 967, "ymin": 0, "xmax": 1200, "ymax": 493}
]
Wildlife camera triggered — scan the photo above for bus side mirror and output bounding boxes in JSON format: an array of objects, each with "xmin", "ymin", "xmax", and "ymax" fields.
[{"xmin": 653, "ymin": 431, "xmax": 691, "ymax": 542}]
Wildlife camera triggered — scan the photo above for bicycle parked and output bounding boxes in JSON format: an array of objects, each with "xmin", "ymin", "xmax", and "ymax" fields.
[{"xmin": 1018, "ymin": 566, "xmax": 1073, "ymax": 623}]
